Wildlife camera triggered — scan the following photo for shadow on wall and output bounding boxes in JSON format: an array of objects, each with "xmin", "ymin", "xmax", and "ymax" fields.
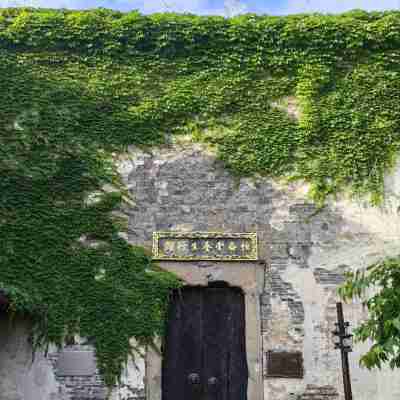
[
  {"xmin": 0, "ymin": 312, "xmax": 129, "ymax": 400},
  {"xmin": 0, "ymin": 312, "xmax": 60, "ymax": 400}
]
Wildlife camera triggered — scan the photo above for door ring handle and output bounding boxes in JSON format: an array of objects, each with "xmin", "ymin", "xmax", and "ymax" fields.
[
  {"xmin": 208, "ymin": 376, "xmax": 218, "ymax": 386},
  {"xmin": 188, "ymin": 373, "xmax": 200, "ymax": 385}
]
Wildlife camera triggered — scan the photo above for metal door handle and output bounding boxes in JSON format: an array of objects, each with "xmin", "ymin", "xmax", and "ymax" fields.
[
  {"xmin": 188, "ymin": 373, "xmax": 200, "ymax": 385},
  {"xmin": 208, "ymin": 377, "xmax": 218, "ymax": 386}
]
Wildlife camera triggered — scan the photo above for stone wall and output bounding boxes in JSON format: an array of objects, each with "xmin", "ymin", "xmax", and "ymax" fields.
[
  {"xmin": 299, "ymin": 385, "xmax": 339, "ymax": 400},
  {"xmin": 2, "ymin": 140, "xmax": 400, "ymax": 400},
  {"xmin": 118, "ymin": 141, "xmax": 400, "ymax": 400},
  {"xmin": 0, "ymin": 314, "xmax": 145, "ymax": 400}
]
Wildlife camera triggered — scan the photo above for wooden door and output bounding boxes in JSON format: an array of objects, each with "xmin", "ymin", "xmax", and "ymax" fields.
[{"xmin": 162, "ymin": 285, "xmax": 248, "ymax": 400}]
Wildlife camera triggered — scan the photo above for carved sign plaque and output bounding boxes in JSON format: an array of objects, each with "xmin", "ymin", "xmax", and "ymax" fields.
[
  {"xmin": 265, "ymin": 351, "xmax": 304, "ymax": 379},
  {"xmin": 152, "ymin": 232, "xmax": 258, "ymax": 261}
]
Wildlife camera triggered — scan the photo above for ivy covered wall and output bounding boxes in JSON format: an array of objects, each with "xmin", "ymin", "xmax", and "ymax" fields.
[{"xmin": 1, "ymin": 8, "xmax": 400, "ymax": 385}]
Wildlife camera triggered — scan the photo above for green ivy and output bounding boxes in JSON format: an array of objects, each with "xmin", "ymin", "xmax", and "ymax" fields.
[
  {"xmin": 339, "ymin": 259, "xmax": 400, "ymax": 369},
  {"xmin": 0, "ymin": 48, "xmax": 180, "ymax": 387},
  {"xmin": 1, "ymin": 7, "xmax": 400, "ymax": 385}
]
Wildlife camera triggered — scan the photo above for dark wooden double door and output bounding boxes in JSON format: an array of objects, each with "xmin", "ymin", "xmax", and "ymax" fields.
[{"xmin": 162, "ymin": 285, "xmax": 248, "ymax": 400}]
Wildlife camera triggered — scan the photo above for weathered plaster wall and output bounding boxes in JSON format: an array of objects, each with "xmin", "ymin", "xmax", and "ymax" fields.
[
  {"xmin": 2, "ymin": 141, "xmax": 400, "ymax": 400},
  {"xmin": 117, "ymin": 141, "xmax": 400, "ymax": 400},
  {"xmin": 0, "ymin": 313, "xmax": 145, "ymax": 400},
  {"xmin": 0, "ymin": 314, "xmax": 59, "ymax": 400}
]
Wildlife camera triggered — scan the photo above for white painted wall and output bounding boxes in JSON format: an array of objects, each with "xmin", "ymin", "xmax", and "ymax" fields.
[{"xmin": 0, "ymin": 315, "xmax": 60, "ymax": 400}]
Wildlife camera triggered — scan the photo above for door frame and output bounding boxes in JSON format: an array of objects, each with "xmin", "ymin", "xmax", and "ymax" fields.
[{"xmin": 146, "ymin": 260, "xmax": 265, "ymax": 400}]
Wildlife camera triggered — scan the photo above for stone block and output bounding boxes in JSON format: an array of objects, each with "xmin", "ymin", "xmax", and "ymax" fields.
[{"xmin": 56, "ymin": 351, "xmax": 97, "ymax": 377}]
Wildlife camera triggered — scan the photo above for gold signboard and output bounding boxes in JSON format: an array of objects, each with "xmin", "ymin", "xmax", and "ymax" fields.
[{"xmin": 152, "ymin": 232, "xmax": 258, "ymax": 261}]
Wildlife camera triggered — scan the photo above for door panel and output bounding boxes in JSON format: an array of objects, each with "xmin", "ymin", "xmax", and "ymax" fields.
[
  {"xmin": 203, "ymin": 288, "xmax": 230, "ymax": 400},
  {"xmin": 162, "ymin": 286, "xmax": 248, "ymax": 400},
  {"xmin": 162, "ymin": 288, "xmax": 204, "ymax": 400},
  {"xmin": 226, "ymin": 289, "xmax": 248, "ymax": 400}
]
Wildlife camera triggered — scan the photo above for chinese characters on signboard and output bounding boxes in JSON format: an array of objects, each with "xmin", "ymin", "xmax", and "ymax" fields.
[{"xmin": 152, "ymin": 232, "xmax": 258, "ymax": 261}]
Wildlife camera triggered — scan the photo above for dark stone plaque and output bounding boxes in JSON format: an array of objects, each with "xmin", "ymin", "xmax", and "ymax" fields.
[
  {"xmin": 265, "ymin": 351, "xmax": 304, "ymax": 379},
  {"xmin": 56, "ymin": 350, "xmax": 97, "ymax": 376},
  {"xmin": 153, "ymin": 232, "xmax": 258, "ymax": 261}
]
